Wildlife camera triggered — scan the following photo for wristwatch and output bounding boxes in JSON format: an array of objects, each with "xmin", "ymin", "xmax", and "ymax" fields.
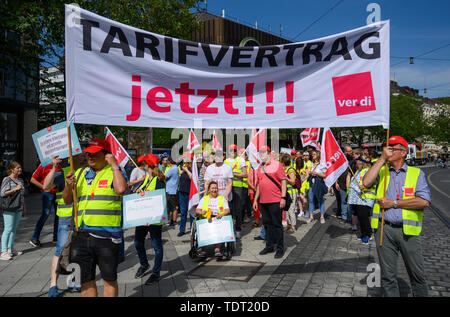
[
  {"xmin": 393, "ymin": 200, "xmax": 398, "ymax": 208},
  {"xmin": 281, "ymin": 197, "xmax": 286, "ymax": 200}
]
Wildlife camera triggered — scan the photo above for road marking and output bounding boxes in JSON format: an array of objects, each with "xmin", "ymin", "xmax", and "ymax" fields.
[{"xmin": 427, "ymin": 170, "xmax": 450, "ymax": 199}]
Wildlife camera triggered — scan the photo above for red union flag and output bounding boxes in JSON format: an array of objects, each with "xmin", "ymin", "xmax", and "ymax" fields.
[
  {"xmin": 300, "ymin": 128, "xmax": 320, "ymax": 148},
  {"xmin": 212, "ymin": 130, "xmax": 222, "ymax": 152},
  {"xmin": 188, "ymin": 158, "xmax": 199, "ymax": 211},
  {"xmin": 246, "ymin": 129, "xmax": 266, "ymax": 169},
  {"xmin": 320, "ymin": 127, "xmax": 348, "ymax": 188},
  {"xmin": 105, "ymin": 127, "xmax": 129, "ymax": 168},
  {"xmin": 187, "ymin": 129, "xmax": 200, "ymax": 153}
]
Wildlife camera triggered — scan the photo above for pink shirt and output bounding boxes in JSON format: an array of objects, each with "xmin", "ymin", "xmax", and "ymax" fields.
[
  {"xmin": 248, "ymin": 167, "xmax": 259, "ymax": 195},
  {"xmin": 257, "ymin": 160, "xmax": 286, "ymax": 204}
]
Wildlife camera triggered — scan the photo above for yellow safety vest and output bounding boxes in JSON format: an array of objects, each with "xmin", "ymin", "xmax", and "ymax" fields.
[
  {"xmin": 200, "ymin": 195, "xmax": 226, "ymax": 219},
  {"xmin": 224, "ymin": 158, "xmax": 245, "ymax": 188},
  {"xmin": 242, "ymin": 161, "xmax": 250, "ymax": 189},
  {"xmin": 56, "ymin": 166, "xmax": 73, "ymax": 218},
  {"xmin": 359, "ymin": 168, "xmax": 376, "ymax": 200},
  {"xmin": 299, "ymin": 163, "xmax": 310, "ymax": 194},
  {"xmin": 74, "ymin": 165, "xmax": 122, "ymax": 228},
  {"xmin": 139, "ymin": 175, "xmax": 165, "ymax": 225},
  {"xmin": 285, "ymin": 166, "xmax": 298, "ymax": 196},
  {"xmin": 371, "ymin": 166, "xmax": 423, "ymax": 236},
  {"xmin": 162, "ymin": 165, "xmax": 171, "ymax": 175}
]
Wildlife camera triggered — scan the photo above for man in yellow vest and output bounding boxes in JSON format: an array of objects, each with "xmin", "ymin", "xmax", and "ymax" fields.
[
  {"xmin": 224, "ymin": 144, "xmax": 247, "ymax": 239},
  {"xmin": 63, "ymin": 138, "xmax": 127, "ymax": 297},
  {"xmin": 363, "ymin": 136, "xmax": 431, "ymax": 297},
  {"xmin": 43, "ymin": 153, "xmax": 87, "ymax": 297}
]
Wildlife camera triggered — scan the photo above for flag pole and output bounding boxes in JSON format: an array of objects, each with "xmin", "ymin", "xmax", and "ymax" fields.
[
  {"xmin": 379, "ymin": 128, "xmax": 390, "ymax": 247},
  {"xmin": 67, "ymin": 122, "xmax": 78, "ymax": 232}
]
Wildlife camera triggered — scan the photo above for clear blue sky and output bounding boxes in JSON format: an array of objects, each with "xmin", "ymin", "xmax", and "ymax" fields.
[{"xmin": 202, "ymin": 0, "xmax": 450, "ymax": 98}]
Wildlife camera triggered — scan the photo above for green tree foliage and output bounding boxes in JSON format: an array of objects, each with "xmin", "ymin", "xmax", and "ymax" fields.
[
  {"xmin": 389, "ymin": 94, "xmax": 426, "ymax": 141},
  {"xmin": 427, "ymin": 103, "xmax": 450, "ymax": 146}
]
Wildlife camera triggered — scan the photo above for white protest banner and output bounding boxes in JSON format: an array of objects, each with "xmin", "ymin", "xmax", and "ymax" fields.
[
  {"xmin": 65, "ymin": 5, "xmax": 390, "ymax": 129},
  {"xmin": 122, "ymin": 188, "xmax": 167, "ymax": 228},
  {"xmin": 196, "ymin": 215, "xmax": 235, "ymax": 248},
  {"xmin": 32, "ymin": 121, "xmax": 82, "ymax": 167}
]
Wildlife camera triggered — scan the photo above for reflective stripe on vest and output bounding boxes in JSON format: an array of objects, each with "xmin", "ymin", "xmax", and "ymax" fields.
[
  {"xmin": 359, "ymin": 168, "xmax": 376, "ymax": 200},
  {"xmin": 285, "ymin": 166, "xmax": 297, "ymax": 195},
  {"xmin": 371, "ymin": 166, "xmax": 423, "ymax": 236},
  {"xmin": 241, "ymin": 161, "xmax": 250, "ymax": 189},
  {"xmin": 225, "ymin": 158, "xmax": 245, "ymax": 187},
  {"xmin": 75, "ymin": 165, "xmax": 122, "ymax": 228},
  {"xmin": 56, "ymin": 167, "xmax": 73, "ymax": 218},
  {"xmin": 200, "ymin": 195, "xmax": 225, "ymax": 219}
]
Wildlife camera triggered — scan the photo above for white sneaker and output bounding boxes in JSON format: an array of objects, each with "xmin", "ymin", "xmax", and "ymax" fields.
[
  {"xmin": 9, "ymin": 249, "xmax": 23, "ymax": 256},
  {"xmin": 298, "ymin": 212, "xmax": 304, "ymax": 219},
  {"xmin": 0, "ymin": 252, "xmax": 12, "ymax": 261}
]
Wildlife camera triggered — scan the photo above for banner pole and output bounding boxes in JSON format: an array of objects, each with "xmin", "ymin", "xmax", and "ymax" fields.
[
  {"xmin": 348, "ymin": 166, "xmax": 367, "ymax": 200},
  {"xmin": 379, "ymin": 128, "xmax": 390, "ymax": 247},
  {"xmin": 67, "ymin": 122, "xmax": 79, "ymax": 232}
]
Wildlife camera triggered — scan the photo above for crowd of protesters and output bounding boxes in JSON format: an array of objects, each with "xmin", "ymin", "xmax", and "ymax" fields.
[{"xmin": 0, "ymin": 135, "xmax": 431, "ymax": 297}]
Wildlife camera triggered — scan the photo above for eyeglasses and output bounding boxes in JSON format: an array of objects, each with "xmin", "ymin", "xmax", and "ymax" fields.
[
  {"xmin": 87, "ymin": 152, "xmax": 102, "ymax": 158},
  {"xmin": 390, "ymin": 147, "xmax": 405, "ymax": 152}
]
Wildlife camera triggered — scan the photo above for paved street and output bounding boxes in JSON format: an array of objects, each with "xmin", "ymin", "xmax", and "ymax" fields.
[{"xmin": 0, "ymin": 164, "xmax": 448, "ymax": 297}]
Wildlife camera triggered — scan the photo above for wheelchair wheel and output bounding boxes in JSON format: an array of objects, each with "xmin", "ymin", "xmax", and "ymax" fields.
[{"xmin": 189, "ymin": 218, "xmax": 198, "ymax": 259}]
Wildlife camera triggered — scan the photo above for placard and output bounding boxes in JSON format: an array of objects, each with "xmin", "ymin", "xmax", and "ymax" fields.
[
  {"xmin": 31, "ymin": 121, "xmax": 81, "ymax": 167},
  {"xmin": 196, "ymin": 215, "xmax": 235, "ymax": 247},
  {"xmin": 122, "ymin": 188, "xmax": 167, "ymax": 228}
]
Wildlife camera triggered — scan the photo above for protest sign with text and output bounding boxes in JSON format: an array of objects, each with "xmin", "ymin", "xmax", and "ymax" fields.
[
  {"xmin": 122, "ymin": 189, "xmax": 167, "ymax": 229},
  {"xmin": 196, "ymin": 215, "xmax": 235, "ymax": 248},
  {"xmin": 65, "ymin": 5, "xmax": 390, "ymax": 129}
]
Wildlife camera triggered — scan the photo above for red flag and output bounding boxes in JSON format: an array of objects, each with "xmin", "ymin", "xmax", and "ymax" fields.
[
  {"xmin": 320, "ymin": 127, "xmax": 348, "ymax": 188},
  {"xmin": 300, "ymin": 128, "xmax": 320, "ymax": 148},
  {"xmin": 188, "ymin": 158, "xmax": 199, "ymax": 211},
  {"xmin": 105, "ymin": 127, "xmax": 129, "ymax": 168},
  {"xmin": 187, "ymin": 129, "xmax": 200, "ymax": 153},
  {"xmin": 212, "ymin": 130, "xmax": 222, "ymax": 152},
  {"xmin": 246, "ymin": 129, "xmax": 266, "ymax": 169}
]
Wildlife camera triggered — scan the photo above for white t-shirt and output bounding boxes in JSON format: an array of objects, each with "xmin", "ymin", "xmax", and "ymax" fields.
[
  {"xmin": 225, "ymin": 157, "xmax": 246, "ymax": 171},
  {"xmin": 129, "ymin": 167, "xmax": 148, "ymax": 192},
  {"xmin": 197, "ymin": 196, "xmax": 230, "ymax": 216},
  {"xmin": 204, "ymin": 163, "xmax": 233, "ymax": 199}
]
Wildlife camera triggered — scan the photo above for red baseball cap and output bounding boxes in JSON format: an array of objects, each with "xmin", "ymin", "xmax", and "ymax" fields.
[
  {"xmin": 137, "ymin": 155, "xmax": 146, "ymax": 163},
  {"xmin": 362, "ymin": 145, "xmax": 369, "ymax": 149},
  {"xmin": 144, "ymin": 154, "xmax": 159, "ymax": 167},
  {"xmin": 238, "ymin": 148, "xmax": 246, "ymax": 154},
  {"xmin": 228, "ymin": 144, "xmax": 238, "ymax": 150},
  {"xmin": 291, "ymin": 150, "xmax": 297, "ymax": 155},
  {"xmin": 83, "ymin": 138, "xmax": 111, "ymax": 154},
  {"xmin": 388, "ymin": 136, "xmax": 408, "ymax": 149},
  {"xmin": 259, "ymin": 145, "xmax": 270, "ymax": 152}
]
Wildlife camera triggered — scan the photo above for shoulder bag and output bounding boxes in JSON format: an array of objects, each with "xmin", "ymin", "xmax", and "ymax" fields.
[
  {"xmin": 0, "ymin": 177, "xmax": 22, "ymax": 211},
  {"xmin": 261, "ymin": 165, "xmax": 292, "ymax": 211}
]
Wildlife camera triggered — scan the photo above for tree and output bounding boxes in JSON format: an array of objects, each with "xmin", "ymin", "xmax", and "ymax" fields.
[
  {"xmin": 427, "ymin": 103, "xmax": 450, "ymax": 146},
  {"xmin": 389, "ymin": 94, "xmax": 427, "ymax": 142}
]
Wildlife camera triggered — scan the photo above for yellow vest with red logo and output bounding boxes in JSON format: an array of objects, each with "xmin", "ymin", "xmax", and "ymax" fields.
[
  {"xmin": 224, "ymin": 158, "xmax": 245, "ymax": 188},
  {"xmin": 200, "ymin": 195, "xmax": 226, "ymax": 219}
]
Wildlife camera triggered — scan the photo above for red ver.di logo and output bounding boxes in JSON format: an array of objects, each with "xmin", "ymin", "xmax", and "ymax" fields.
[{"xmin": 332, "ymin": 72, "xmax": 376, "ymax": 116}]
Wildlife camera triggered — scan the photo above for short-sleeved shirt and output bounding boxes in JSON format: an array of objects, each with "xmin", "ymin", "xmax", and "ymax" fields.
[
  {"xmin": 165, "ymin": 165, "xmax": 180, "ymax": 195},
  {"xmin": 197, "ymin": 196, "xmax": 230, "ymax": 216},
  {"xmin": 32, "ymin": 164, "xmax": 62, "ymax": 193},
  {"xmin": 204, "ymin": 163, "xmax": 233, "ymax": 199},
  {"xmin": 347, "ymin": 170, "xmax": 375, "ymax": 208},
  {"xmin": 383, "ymin": 163, "xmax": 431, "ymax": 224},
  {"xmin": 257, "ymin": 160, "xmax": 286, "ymax": 204}
]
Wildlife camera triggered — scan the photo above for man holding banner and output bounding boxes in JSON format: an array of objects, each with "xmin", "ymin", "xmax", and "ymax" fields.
[
  {"xmin": 63, "ymin": 138, "xmax": 127, "ymax": 297},
  {"xmin": 363, "ymin": 136, "xmax": 431, "ymax": 297}
]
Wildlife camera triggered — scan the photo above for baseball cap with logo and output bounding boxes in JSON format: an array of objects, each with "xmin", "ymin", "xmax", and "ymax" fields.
[
  {"xmin": 228, "ymin": 144, "xmax": 238, "ymax": 150},
  {"xmin": 83, "ymin": 138, "xmax": 111, "ymax": 154},
  {"xmin": 388, "ymin": 136, "xmax": 408, "ymax": 149}
]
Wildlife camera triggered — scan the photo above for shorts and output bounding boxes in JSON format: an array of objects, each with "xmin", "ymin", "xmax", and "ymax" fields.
[
  {"xmin": 55, "ymin": 224, "xmax": 71, "ymax": 257},
  {"xmin": 166, "ymin": 194, "xmax": 179, "ymax": 212},
  {"xmin": 70, "ymin": 232, "xmax": 119, "ymax": 284}
]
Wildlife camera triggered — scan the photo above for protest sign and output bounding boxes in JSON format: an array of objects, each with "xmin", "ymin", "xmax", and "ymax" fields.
[
  {"xmin": 196, "ymin": 215, "xmax": 235, "ymax": 248},
  {"xmin": 122, "ymin": 188, "xmax": 167, "ymax": 229},
  {"xmin": 65, "ymin": 4, "xmax": 390, "ymax": 129},
  {"xmin": 32, "ymin": 121, "xmax": 81, "ymax": 167}
]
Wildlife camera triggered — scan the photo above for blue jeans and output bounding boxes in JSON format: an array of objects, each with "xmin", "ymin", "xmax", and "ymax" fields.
[
  {"xmin": 54, "ymin": 223, "xmax": 71, "ymax": 256},
  {"xmin": 134, "ymin": 225, "xmax": 163, "ymax": 277},
  {"xmin": 307, "ymin": 188, "xmax": 325, "ymax": 217},
  {"xmin": 179, "ymin": 192, "xmax": 193, "ymax": 233},
  {"xmin": 1, "ymin": 210, "xmax": 22, "ymax": 252},
  {"xmin": 32, "ymin": 192, "xmax": 58, "ymax": 241},
  {"xmin": 338, "ymin": 189, "xmax": 349, "ymax": 221}
]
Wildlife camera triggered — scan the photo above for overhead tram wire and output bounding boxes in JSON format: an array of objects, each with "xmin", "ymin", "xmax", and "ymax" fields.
[
  {"xmin": 291, "ymin": 0, "xmax": 345, "ymax": 41},
  {"xmin": 391, "ymin": 43, "xmax": 450, "ymax": 67}
]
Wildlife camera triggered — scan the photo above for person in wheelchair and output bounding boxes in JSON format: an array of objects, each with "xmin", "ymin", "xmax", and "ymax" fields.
[{"xmin": 195, "ymin": 181, "xmax": 230, "ymax": 258}]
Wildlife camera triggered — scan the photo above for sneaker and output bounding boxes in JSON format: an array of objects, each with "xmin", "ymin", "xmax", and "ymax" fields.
[
  {"xmin": 177, "ymin": 231, "xmax": 185, "ymax": 237},
  {"xmin": 69, "ymin": 285, "xmax": 81, "ymax": 293},
  {"xmin": 361, "ymin": 236, "xmax": 370, "ymax": 245},
  {"xmin": 306, "ymin": 217, "xmax": 314, "ymax": 223},
  {"xmin": 320, "ymin": 217, "xmax": 325, "ymax": 224},
  {"xmin": 135, "ymin": 266, "xmax": 150, "ymax": 279},
  {"xmin": 8, "ymin": 249, "xmax": 23, "ymax": 256},
  {"xmin": 298, "ymin": 211, "xmax": 304, "ymax": 218},
  {"xmin": 29, "ymin": 239, "xmax": 41, "ymax": 247},
  {"xmin": 0, "ymin": 252, "xmax": 12, "ymax": 261},
  {"xmin": 145, "ymin": 274, "xmax": 159, "ymax": 285},
  {"xmin": 48, "ymin": 286, "xmax": 60, "ymax": 297},
  {"xmin": 356, "ymin": 235, "xmax": 362, "ymax": 240}
]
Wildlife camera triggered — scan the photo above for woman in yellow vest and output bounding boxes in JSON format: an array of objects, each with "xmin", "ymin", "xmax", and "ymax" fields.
[
  {"xmin": 281, "ymin": 154, "xmax": 297, "ymax": 233},
  {"xmin": 133, "ymin": 154, "xmax": 166, "ymax": 285},
  {"xmin": 195, "ymin": 181, "xmax": 230, "ymax": 258},
  {"xmin": 362, "ymin": 136, "xmax": 431, "ymax": 297},
  {"xmin": 346, "ymin": 156, "xmax": 375, "ymax": 245},
  {"xmin": 295, "ymin": 157, "xmax": 308, "ymax": 219}
]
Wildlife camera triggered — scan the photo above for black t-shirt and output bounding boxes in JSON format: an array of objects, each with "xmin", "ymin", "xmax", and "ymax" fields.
[{"xmin": 179, "ymin": 170, "xmax": 191, "ymax": 194}]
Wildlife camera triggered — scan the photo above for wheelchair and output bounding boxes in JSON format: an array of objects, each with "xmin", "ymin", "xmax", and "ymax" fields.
[{"xmin": 188, "ymin": 215, "xmax": 235, "ymax": 261}]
